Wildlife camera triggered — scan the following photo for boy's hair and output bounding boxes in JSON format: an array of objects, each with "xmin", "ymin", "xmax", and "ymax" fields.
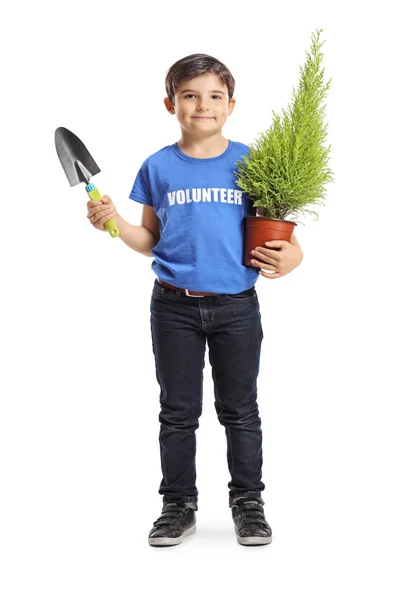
[{"xmin": 165, "ymin": 53, "xmax": 235, "ymax": 105}]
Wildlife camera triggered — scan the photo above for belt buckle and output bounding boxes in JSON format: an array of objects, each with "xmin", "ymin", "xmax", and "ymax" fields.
[{"xmin": 185, "ymin": 288, "xmax": 205, "ymax": 297}]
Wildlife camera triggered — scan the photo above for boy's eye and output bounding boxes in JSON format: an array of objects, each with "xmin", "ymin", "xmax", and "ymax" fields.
[{"xmin": 184, "ymin": 94, "xmax": 221, "ymax": 100}]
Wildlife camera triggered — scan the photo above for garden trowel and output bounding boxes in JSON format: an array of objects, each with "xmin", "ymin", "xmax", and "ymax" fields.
[{"xmin": 55, "ymin": 127, "xmax": 119, "ymax": 238}]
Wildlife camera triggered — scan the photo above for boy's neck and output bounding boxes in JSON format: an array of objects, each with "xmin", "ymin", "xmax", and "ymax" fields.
[{"xmin": 177, "ymin": 133, "xmax": 229, "ymax": 158}]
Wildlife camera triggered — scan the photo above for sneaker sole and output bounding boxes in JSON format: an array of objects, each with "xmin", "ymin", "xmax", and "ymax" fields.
[
  {"xmin": 148, "ymin": 523, "xmax": 197, "ymax": 547},
  {"xmin": 235, "ymin": 527, "xmax": 272, "ymax": 546}
]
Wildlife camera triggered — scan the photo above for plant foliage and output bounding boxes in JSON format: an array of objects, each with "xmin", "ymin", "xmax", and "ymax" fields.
[{"xmin": 234, "ymin": 28, "xmax": 334, "ymax": 224}]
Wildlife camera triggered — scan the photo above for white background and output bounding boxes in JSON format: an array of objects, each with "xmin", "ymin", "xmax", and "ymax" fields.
[{"xmin": 1, "ymin": 1, "xmax": 399, "ymax": 598}]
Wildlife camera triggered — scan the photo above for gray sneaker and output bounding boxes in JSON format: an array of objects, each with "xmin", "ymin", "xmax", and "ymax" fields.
[
  {"xmin": 231, "ymin": 497, "xmax": 272, "ymax": 546},
  {"xmin": 148, "ymin": 502, "xmax": 196, "ymax": 547}
]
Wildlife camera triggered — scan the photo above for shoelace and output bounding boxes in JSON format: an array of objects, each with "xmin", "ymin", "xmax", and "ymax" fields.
[
  {"xmin": 235, "ymin": 499, "xmax": 271, "ymax": 532},
  {"xmin": 152, "ymin": 502, "xmax": 188, "ymax": 528}
]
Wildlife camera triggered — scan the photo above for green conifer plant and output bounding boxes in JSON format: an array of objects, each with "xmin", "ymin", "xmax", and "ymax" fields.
[{"xmin": 234, "ymin": 28, "xmax": 334, "ymax": 226}]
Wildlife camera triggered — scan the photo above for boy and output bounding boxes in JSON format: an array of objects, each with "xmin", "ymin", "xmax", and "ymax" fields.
[{"xmin": 87, "ymin": 54, "xmax": 303, "ymax": 546}]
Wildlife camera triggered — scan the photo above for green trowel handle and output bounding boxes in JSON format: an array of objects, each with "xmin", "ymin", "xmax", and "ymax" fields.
[{"xmin": 85, "ymin": 183, "xmax": 120, "ymax": 238}]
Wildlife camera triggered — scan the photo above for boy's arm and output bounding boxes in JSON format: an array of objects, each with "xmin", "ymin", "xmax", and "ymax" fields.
[
  {"xmin": 115, "ymin": 213, "xmax": 158, "ymax": 257},
  {"xmin": 290, "ymin": 233, "xmax": 302, "ymax": 249}
]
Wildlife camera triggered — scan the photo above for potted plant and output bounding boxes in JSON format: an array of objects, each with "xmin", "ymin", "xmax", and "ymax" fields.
[{"xmin": 234, "ymin": 28, "xmax": 334, "ymax": 266}]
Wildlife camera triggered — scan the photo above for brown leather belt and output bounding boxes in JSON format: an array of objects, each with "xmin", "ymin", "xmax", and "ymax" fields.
[{"xmin": 157, "ymin": 278, "xmax": 218, "ymax": 297}]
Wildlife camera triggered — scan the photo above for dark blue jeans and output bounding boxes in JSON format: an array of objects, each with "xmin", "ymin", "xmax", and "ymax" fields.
[{"xmin": 150, "ymin": 278, "xmax": 265, "ymax": 510}]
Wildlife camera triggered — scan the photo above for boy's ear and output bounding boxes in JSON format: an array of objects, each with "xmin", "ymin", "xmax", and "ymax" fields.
[
  {"xmin": 164, "ymin": 97, "xmax": 175, "ymax": 114},
  {"xmin": 228, "ymin": 98, "xmax": 236, "ymax": 115}
]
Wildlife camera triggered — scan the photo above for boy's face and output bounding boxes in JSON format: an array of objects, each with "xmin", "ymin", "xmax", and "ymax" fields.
[{"xmin": 164, "ymin": 73, "xmax": 235, "ymax": 136}]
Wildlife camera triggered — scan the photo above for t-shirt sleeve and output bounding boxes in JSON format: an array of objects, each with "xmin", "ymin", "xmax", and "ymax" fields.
[{"xmin": 128, "ymin": 158, "xmax": 153, "ymax": 206}]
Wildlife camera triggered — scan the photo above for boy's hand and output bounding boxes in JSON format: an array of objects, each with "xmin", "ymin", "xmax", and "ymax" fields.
[
  {"xmin": 87, "ymin": 195, "xmax": 117, "ymax": 231},
  {"xmin": 250, "ymin": 240, "xmax": 303, "ymax": 278}
]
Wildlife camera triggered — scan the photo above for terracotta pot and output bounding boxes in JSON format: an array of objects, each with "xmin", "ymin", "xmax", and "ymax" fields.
[{"xmin": 244, "ymin": 216, "xmax": 297, "ymax": 266}]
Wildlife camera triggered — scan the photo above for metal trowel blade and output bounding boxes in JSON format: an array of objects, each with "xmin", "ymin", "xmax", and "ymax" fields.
[{"xmin": 55, "ymin": 127, "xmax": 101, "ymax": 187}]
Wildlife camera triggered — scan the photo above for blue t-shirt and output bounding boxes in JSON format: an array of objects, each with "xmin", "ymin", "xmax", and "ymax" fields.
[{"xmin": 129, "ymin": 140, "xmax": 260, "ymax": 293}]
